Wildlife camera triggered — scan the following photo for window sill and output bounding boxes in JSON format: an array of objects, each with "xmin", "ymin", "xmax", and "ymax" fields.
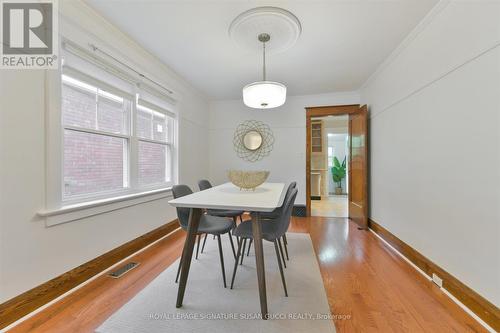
[{"xmin": 38, "ymin": 187, "xmax": 173, "ymax": 227}]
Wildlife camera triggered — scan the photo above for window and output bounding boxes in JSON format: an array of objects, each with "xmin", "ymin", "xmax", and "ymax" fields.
[
  {"xmin": 62, "ymin": 74, "xmax": 132, "ymax": 199},
  {"xmin": 60, "ymin": 42, "xmax": 176, "ymax": 203},
  {"xmin": 136, "ymin": 99, "xmax": 174, "ymax": 187},
  {"xmin": 328, "ymin": 146, "xmax": 334, "ymax": 167}
]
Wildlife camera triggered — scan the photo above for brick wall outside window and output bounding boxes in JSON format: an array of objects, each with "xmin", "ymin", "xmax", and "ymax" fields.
[{"xmin": 61, "ymin": 73, "xmax": 173, "ymax": 200}]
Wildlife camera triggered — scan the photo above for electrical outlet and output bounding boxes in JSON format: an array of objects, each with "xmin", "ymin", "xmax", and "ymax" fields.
[{"xmin": 432, "ymin": 273, "xmax": 443, "ymax": 288}]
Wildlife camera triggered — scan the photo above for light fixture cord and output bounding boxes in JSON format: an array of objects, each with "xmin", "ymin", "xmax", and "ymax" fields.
[{"xmin": 262, "ymin": 40, "xmax": 266, "ymax": 81}]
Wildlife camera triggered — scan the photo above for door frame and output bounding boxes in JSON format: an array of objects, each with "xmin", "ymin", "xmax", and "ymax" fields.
[{"xmin": 305, "ymin": 104, "xmax": 361, "ymax": 217}]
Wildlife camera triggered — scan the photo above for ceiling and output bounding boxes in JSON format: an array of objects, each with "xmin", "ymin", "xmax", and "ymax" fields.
[{"xmin": 85, "ymin": 0, "xmax": 438, "ymax": 100}]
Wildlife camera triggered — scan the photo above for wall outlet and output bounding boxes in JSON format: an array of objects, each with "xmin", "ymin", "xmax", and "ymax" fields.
[{"xmin": 432, "ymin": 273, "xmax": 443, "ymax": 288}]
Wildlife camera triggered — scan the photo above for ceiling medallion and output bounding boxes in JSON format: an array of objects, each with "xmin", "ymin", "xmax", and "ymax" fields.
[{"xmin": 229, "ymin": 7, "xmax": 302, "ymax": 54}]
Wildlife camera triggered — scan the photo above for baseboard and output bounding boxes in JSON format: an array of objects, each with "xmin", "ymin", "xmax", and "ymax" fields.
[
  {"xmin": 368, "ymin": 219, "xmax": 500, "ymax": 331},
  {"xmin": 0, "ymin": 219, "xmax": 180, "ymax": 329}
]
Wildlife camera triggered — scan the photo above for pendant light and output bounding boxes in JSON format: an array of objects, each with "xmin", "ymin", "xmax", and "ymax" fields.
[{"xmin": 243, "ymin": 33, "xmax": 286, "ymax": 109}]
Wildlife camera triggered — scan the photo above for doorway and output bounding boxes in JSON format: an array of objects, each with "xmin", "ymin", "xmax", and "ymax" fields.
[
  {"xmin": 305, "ymin": 105, "xmax": 368, "ymax": 229},
  {"xmin": 310, "ymin": 115, "xmax": 349, "ymax": 217}
]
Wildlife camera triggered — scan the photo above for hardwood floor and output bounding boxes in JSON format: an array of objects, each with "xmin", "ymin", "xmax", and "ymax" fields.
[
  {"xmin": 7, "ymin": 217, "xmax": 486, "ymax": 332},
  {"xmin": 308, "ymin": 217, "xmax": 486, "ymax": 332}
]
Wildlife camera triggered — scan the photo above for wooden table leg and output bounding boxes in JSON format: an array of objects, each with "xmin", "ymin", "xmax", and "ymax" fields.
[
  {"xmin": 251, "ymin": 212, "xmax": 268, "ymax": 319},
  {"xmin": 176, "ymin": 208, "xmax": 202, "ymax": 308}
]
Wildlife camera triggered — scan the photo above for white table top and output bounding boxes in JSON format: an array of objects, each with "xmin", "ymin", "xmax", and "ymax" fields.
[{"xmin": 168, "ymin": 182, "xmax": 287, "ymax": 212}]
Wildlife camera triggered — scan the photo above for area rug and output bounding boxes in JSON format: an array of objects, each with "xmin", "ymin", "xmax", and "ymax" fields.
[{"xmin": 96, "ymin": 233, "xmax": 335, "ymax": 333}]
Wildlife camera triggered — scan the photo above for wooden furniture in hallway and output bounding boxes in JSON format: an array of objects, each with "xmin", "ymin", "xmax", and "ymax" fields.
[{"xmin": 311, "ymin": 120, "xmax": 324, "ymax": 153}]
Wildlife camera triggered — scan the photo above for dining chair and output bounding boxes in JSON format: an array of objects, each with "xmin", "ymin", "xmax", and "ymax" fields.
[
  {"xmin": 198, "ymin": 179, "xmax": 243, "ymax": 256},
  {"xmin": 245, "ymin": 182, "xmax": 297, "ymax": 262},
  {"xmin": 172, "ymin": 184, "xmax": 235, "ymax": 288},
  {"xmin": 230, "ymin": 188, "xmax": 298, "ymax": 296}
]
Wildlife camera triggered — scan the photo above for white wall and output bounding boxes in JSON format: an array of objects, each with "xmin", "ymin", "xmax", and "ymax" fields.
[
  {"xmin": 327, "ymin": 134, "xmax": 348, "ymax": 193},
  {"xmin": 324, "ymin": 117, "xmax": 349, "ymax": 193},
  {"xmin": 0, "ymin": 0, "xmax": 209, "ymax": 302},
  {"xmin": 209, "ymin": 92, "xmax": 360, "ymax": 205},
  {"xmin": 361, "ymin": 1, "xmax": 500, "ymax": 307}
]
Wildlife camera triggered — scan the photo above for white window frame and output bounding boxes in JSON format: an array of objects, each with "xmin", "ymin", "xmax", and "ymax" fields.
[
  {"xmin": 42, "ymin": 35, "xmax": 179, "ymax": 225},
  {"xmin": 61, "ymin": 71, "xmax": 133, "ymax": 203},
  {"xmin": 134, "ymin": 98, "xmax": 176, "ymax": 190}
]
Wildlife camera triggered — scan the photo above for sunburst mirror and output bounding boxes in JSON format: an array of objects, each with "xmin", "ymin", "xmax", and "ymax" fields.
[{"xmin": 233, "ymin": 120, "xmax": 274, "ymax": 162}]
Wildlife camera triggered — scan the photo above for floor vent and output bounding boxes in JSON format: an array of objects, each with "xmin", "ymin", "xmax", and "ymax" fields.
[
  {"xmin": 109, "ymin": 262, "xmax": 140, "ymax": 279},
  {"xmin": 292, "ymin": 204, "xmax": 306, "ymax": 217}
]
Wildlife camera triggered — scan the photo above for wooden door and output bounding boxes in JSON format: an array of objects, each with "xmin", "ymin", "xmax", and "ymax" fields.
[{"xmin": 348, "ymin": 105, "xmax": 368, "ymax": 229}]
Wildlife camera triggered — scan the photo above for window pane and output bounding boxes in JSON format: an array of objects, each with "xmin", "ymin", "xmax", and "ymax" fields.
[
  {"xmin": 64, "ymin": 130, "xmax": 127, "ymax": 197},
  {"xmin": 62, "ymin": 83, "xmax": 96, "ymax": 130},
  {"xmin": 62, "ymin": 75, "xmax": 131, "ymax": 135},
  {"xmin": 152, "ymin": 113, "xmax": 167, "ymax": 142},
  {"xmin": 137, "ymin": 104, "xmax": 170, "ymax": 142},
  {"xmin": 97, "ymin": 93, "xmax": 130, "ymax": 135},
  {"xmin": 138, "ymin": 141, "xmax": 169, "ymax": 186},
  {"xmin": 137, "ymin": 107, "xmax": 152, "ymax": 139}
]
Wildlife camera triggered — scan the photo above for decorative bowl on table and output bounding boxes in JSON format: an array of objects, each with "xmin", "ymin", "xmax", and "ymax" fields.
[{"xmin": 227, "ymin": 170, "xmax": 270, "ymax": 190}]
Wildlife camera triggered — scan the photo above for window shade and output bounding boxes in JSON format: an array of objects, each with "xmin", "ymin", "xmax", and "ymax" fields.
[
  {"xmin": 137, "ymin": 98, "xmax": 176, "ymax": 118},
  {"xmin": 62, "ymin": 41, "xmax": 135, "ymax": 97},
  {"xmin": 63, "ymin": 66, "xmax": 135, "ymax": 101}
]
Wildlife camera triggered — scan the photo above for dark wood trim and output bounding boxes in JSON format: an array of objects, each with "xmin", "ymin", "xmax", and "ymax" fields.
[
  {"xmin": 305, "ymin": 104, "xmax": 360, "ymax": 117},
  {"xmin": 369, "ymin": 218, "xmax": 500, "ymax": 331},
  {"xmin": 306, "ymin": 114, "xmax": 311, "ymax": 216},
  {"xmin": 305, "ymin": 104, "xmax": 360, "ymax": 216},
  {"xmin": 0, "ymin": 219, "xmax": 180, "ymax": 329}
]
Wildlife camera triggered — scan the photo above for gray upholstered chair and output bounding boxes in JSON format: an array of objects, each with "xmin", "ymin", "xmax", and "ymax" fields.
[
  {"xmin": 198, "ymin": 179, "xmax": 243, "ymax": 255},
  {"xmin": 198, "ymin": 179, "xmax": 244, "ymax": 220},
  {"xmin": 230, "ymin": 188, "xmax": 298, "ymax": 296},
  {"xmin": 245, "ymin": 182, "xmax": 297, "ymax": 261},
  {"xmin": 172, "ymin": 185, "xmax": 235, "ymax": 288}
]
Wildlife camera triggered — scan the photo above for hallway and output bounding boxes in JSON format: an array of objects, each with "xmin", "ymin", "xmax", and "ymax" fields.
[{"xmin": 311, "ymin": 195, "xmax": 348, "ymax": 217}]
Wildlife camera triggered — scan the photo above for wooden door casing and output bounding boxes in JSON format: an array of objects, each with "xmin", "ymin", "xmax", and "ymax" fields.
[{"xmin": 305, "ymin": 105, "xmax": 361, "ymax": 217}]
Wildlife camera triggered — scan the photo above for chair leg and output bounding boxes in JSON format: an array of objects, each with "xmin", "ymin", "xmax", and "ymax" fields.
[
  {"xmin": 216, "ymin": 235, "xmax": 227, "ymax": 288},
  {"xmin": 231, "ymin": 237, "xmax": 243, "ymax": 289},
  {"xmin": 175, "ymin": 246, "xmax": 185, "ymax": 283},
  {"xmin": 201, "ymin": 234, "xmax": 208, "ymax": 253},
  {"xmin": 247, "ymin": 238, "xmax": 253, "ymax": 256},
  {"xmin": 240, "ymin": 238, "xmax": 247, "ymax": 265},
  {"xmin": 228, "ymin": 233, "xmax": 236, "ymax": 259},
  {"xmin": 196, "ymin": 234, "xmax": 201, "ymax": 259},
  {"xmin": 282, "ymin": 235, "xmax": 289, "ymax": 261},
  {"xmin": 277, "ymin": 238, "xmax": 287, "ymax": 268},
  {"xmin": 274, "ymin": 240, "xmax": 288, "ymax": 297}
]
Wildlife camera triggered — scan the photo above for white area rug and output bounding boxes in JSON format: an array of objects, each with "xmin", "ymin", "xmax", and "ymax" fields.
[{"xmin": 96, "ymin": 233, "xmax": 335, "ymax": 333}]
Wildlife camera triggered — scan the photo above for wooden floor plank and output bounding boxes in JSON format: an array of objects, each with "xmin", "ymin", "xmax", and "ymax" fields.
[{"xmin": 7, "ymin": 217, "xmax": 487, "ymax": 333}]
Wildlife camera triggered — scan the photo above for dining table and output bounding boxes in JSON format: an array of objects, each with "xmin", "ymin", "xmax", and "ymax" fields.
[{"xmin": 168, "ymin": 182, "xmax": 287, "ymax": 319}]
